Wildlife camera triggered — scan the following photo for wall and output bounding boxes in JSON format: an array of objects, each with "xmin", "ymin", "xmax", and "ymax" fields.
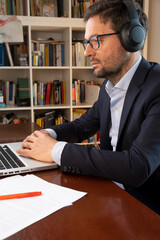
[{"xmin": 147, "ymin": 0, "xmax": 160, "ymax": 63}]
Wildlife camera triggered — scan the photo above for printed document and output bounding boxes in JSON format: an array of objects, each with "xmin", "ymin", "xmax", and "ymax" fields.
[{"xmin": 0, "ymin": 174, "xmax": 87, "ymax": 239}]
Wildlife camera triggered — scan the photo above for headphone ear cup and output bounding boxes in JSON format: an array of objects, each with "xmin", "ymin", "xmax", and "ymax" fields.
[{"xmin": 120, "ymin": 21, "xmax": 145, "ymax": 52}]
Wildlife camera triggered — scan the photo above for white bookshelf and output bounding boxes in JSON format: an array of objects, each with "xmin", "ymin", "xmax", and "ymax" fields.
[
  {"xmin": 0, "ymin": 0, "xmax": 98, "ymax": 124},
  {"xmin": 0, "ymin": 0, "xmax": 157, "ymax": 126}
]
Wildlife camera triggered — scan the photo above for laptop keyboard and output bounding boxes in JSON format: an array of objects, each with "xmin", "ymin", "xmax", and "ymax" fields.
[{"xmin": 0, "ymin": 145, "xmax": 26, "ymax": 170}]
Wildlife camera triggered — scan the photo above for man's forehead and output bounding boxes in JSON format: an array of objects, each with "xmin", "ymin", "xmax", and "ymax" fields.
[{"xmin": 85, "ymin": 17, "xmax": 112, "ymax": 39}]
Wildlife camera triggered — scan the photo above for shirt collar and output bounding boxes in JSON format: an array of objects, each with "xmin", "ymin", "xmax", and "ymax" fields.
[{"xmin": 105, "ymin": 56, "xmax": 142, "ymax": 94}]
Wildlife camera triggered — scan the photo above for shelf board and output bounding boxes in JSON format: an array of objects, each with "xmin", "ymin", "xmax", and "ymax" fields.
[
  {"xmin": 0, "ymin": 106, "xmax": 31, "ymax": 111},
  {"xmin": 33, "ymin": 104, "xmax": 71, "ymax": 110},
  {"xmin": 32, "ymin": 66, "xmax": 70, "ymax": 70}
]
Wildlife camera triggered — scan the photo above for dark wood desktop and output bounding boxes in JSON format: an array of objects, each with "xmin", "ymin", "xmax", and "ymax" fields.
[{"xmin": 1, "ymin": 123, "xmax": 160, "ymax": 240}]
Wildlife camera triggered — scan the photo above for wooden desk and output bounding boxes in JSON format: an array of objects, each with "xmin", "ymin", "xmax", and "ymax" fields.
[
  {"xmin": 0, "ymin": 122, "xmax": 41, "ymax": 143},
  {"xmin": 1, "ymin": 124, "xmax": 160, "ymax": 240}
]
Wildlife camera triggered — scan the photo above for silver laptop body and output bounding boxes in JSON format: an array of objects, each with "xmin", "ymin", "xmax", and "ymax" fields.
[{"xmin": 0, "ymin": 142, "xmax": 58, "ymax": 177}]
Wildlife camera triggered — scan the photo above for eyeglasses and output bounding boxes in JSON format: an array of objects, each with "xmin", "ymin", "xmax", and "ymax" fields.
[{"xmin": 82, "ymin": 32, "xmax": 120, "ymax": 50}]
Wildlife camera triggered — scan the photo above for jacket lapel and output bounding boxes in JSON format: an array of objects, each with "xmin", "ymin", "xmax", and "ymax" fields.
[
  {"xmin": 117, "ymin": 57, "xmax": 152, "ymax": 142},
  {"xmin": 99, "ymin": 80, "xmax": 112, "ymax": 149}
]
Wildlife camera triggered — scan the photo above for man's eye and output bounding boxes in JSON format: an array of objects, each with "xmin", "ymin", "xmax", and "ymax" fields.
[
  {"xmin": 90, "ymin": 36, "xmax": 97, "ymax": 41},
  {"xmin": 91, "ymin": 39, "xmax": 97, "ymax": 42}
]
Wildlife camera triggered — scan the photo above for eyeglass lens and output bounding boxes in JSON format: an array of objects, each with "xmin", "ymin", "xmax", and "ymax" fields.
[{"xmin": 83, "ymin": 35, "xmax": 99, "ymax": 50}]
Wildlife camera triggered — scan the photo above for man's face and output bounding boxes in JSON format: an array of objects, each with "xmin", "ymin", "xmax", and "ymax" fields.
[{"xmin": 84, "ymin": 15, "xmax": 131, "ymax": 82}]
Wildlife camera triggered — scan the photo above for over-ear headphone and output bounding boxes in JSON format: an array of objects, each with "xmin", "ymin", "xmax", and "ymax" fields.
[{"xmin": 120, "ymin": 0, "xmax": 146, "ymax": 52}]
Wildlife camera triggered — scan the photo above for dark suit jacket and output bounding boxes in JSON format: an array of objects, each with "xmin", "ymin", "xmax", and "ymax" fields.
[{"xmin": 52, "ymin": 57, "xmax": 160, "ymax": 212}]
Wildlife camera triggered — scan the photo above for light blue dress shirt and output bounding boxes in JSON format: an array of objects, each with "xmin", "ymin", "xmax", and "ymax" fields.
[
  {"xmin": 106, "ymin": 57, "xmax": 142, "ymax": 151},
  {"xmin": 46, "ymin": 57, "xmax": 142, "ymax": 166}
]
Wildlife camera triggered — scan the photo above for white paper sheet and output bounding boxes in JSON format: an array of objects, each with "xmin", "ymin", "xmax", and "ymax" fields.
[{"xmin": 0, "ymin": 174, "xmax": 87, "ymax": 240}]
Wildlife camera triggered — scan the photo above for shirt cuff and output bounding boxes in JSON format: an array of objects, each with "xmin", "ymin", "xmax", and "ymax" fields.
[
  {"xmin": 43, "ymin": 128, "xmax": 57, "ymax": 139},
  {"xmin": 51, "ymin": 141, "xmax": 67, "ymax": 166}
]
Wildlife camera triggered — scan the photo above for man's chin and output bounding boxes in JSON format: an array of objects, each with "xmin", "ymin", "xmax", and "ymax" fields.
[{"xmin": 93, "ymin": 68, "xmax": 106, "ymax": 78}]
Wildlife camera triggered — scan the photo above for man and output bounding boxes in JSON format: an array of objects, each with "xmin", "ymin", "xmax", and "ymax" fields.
[{"xmin": 17, "ymin": 0, "xmax": 160, "ymax": 214}]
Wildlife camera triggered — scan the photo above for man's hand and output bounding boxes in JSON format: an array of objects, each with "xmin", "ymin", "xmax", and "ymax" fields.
[{"xmin": 17, "ymin": 130, "xmax": 57, "ymax": 162}]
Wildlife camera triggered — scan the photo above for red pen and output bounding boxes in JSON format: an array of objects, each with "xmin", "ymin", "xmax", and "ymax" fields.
[{"xmin": 0, "ymin": 191, "xmax": 42, "ymax": 201}]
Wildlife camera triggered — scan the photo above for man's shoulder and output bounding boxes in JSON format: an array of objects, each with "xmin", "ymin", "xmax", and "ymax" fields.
[{"xmin": 142, "ymin": 57, "xmax": 160, "ymax": 72}]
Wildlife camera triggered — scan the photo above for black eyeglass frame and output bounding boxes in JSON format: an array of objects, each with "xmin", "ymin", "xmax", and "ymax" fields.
[{"xmin": 82, "ymin": 32, "xmax": 120, "ymax": 50}]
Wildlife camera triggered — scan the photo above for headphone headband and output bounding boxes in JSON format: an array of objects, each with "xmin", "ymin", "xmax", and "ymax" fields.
[{"xmin": 122, "ymin": 1, "xmax": 139, "ymax": 20}]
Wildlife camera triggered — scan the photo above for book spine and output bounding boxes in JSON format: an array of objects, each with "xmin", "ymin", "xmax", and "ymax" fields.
[
  {"xmin": 57, "ymin": 0, "xmax": 64, "ymax": 17},
  {"xmin": 16, "ymin": 0, "xmax": 19, "ymax": 15},
  {"xmin": 6, "ymin": 0, "xmax": 10, "ymax": 14},
  {"xmin": 0, "ymin": 44, "xmax": 4, "ymax": 66},
  {"xmin": 12, "ymin": 0, "xmax": 16, "ymax": 15},
  {"xmin": 40, "ymin": 82, "xmax": 44, "ymax": 105},
  {"xmin": 10, "ymin": 0, "xmax": 13, "ymax": 14},
  {"xmin": 43, "ymin": 83, "xmax": 46, "ymax": 105},
  {"xmin": 72, "ymin": 83, "xmax": 76, "ymax": 105},
  {"xmin": 61, "ymin": 44, "xmax": 64, "ymax": 66},
  {"xmin": 0, "ymin": 0, "xmax": 6, "ymax": 14},
  {"xmin": 49, "ymin": 44, "xmax": 53, "ymax": 66},
  {"xmin": 45, "ymin": 82, "xmax": 51, "ymax": 105},
  {"xmin": 54, "ymin": 80, "xmax": 59, "ymax": 104},
  {"xmin": 45, "ymin": 44, "xmax": 49, "ymax": 66}
]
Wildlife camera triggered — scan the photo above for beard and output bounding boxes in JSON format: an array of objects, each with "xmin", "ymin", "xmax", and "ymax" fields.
[{"xmin": 92, "ymin": 48, "xmax": 131, "ymax": 81}]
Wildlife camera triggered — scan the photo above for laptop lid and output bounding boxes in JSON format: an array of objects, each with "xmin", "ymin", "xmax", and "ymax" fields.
[{"xmin": 0, "ymin": 142, "xmax": 58, "ymax": 177}]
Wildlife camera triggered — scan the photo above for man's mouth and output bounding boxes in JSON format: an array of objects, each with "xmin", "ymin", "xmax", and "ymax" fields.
[{"xmin": 91, "ymin": 60, "xmax": 100, "ymax": 68}]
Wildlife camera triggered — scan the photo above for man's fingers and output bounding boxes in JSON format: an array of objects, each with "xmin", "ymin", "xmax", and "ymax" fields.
[
  {"xmin": 33, "ymin": 130, "xmax": 43, "ymax": 137},
  {"xmin": 16, "ymin": 147, "xmax": 31, "ymax": 156},
  {"xmin": 20, "ymin": 140, "xmax": 32, "ymax": 150}
]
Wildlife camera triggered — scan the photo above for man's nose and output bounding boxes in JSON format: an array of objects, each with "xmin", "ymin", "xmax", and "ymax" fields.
[{"xmin": 84, "ymin": 44, "xmax": 95, "ymax": 57}]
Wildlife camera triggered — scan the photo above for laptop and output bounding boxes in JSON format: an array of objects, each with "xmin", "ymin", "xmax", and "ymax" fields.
[{"xmin": 0, "ymin": 142, "xmax": 58, "ymax": 177}]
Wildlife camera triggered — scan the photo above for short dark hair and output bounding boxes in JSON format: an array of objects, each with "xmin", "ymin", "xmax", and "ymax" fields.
[{"xmin": 84, "ymin": 0, "xmax": 148, "ymax": 35}]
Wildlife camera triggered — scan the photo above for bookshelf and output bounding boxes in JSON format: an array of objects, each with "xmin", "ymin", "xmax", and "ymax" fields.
[
  {"xmin": 0, "ymin": 0, "xmax": 159, "ymax": 130},
  {"xmin": 0, "ymin": 0, "xmax": 99, "ymax": 128}
]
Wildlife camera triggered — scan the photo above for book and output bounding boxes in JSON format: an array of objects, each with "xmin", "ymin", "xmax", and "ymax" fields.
[
  {"xmin": 16, "ymin": 78, "xmax": 30, "ymax": 106},
  {"xmin": 36, "ymin": 116, "xmax": 45, "ymax": 128},
  {"xmin": 37, "ymin": 81, "xmax": 41, "ymax": 105},
  {"xmin": 85, "ymin": 84, "xmax": 100, "ymax": 104},
  {"xmin": 5, "ymin": 81, "xmax": 10, "ymax": 105},
  {"xmin": 72, "ymin": 83, "xmax": 76, "ymax": 105},
  {"xmin": 49, "ymin": 44, "xmax": 53, "ymax": 66},
  {"xmin": 16, "ymin": 0, "xmax": 20, "ymax": 15},
  {"xmin": 44, "ymin": 110, "xmax": 56, "ymax": 128},
  {"xmin": 6, "ymin": 0, "xmax": 11, "ymax": 15},
  {"xmin": 0, "ymin": 44, "xmax": 4, "ymax": 66},
  {"xmin": 0, "ymin": 0, "xmax": 6, "ymax": 14},
  {"xmin": 54, "ymin": 80, "xmax": 60, "ymax": 104},
  {"xmin": 0, "ymin": 103, "xmax": 5, "ymax": 108},
  {"xmin": 72, "ymin": 108, "xmax": 87, "ymax": 120},
  {"xmin": 9, "ymin": 82, "xmax": 16, "ymax": 105},
  {"xmin": 50, "ymin": 82, "xmax": 54, "ymax": 104},
  {"xmin": 19, "ymin": 0, "xmax": 23, "ymax": 15},
  {"xmin": 75, "ymin": 42, "xmax": 85, "ymax": 66},
  {"xmin": 40, "ymin": 82, "xmax": 44, "ymax": 105},
  {"xmin": 45, "ymin": 82, "xmax": 51, "ymax": 105},
  {"xmin": 33, "ymin": 81, "xmax": 38, "ymax": 105},
  {"xmin": 44, "ymin": 44, "xmax": 49, "ymax": 66},
  {"xmin": 57, "ymin": 0, "xmax": 64, "ymax": 17},
  {"xmin": 61, "ymin": 81, "xmax": 66, "ymax": 104},
  {"xmin": 55, "ymin": 44, "xmax": 64, "ymax": 66}
]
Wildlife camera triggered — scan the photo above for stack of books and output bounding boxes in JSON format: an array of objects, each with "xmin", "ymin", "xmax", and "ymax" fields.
[
  {"xmin": 33, "ymin": 80, "xmax": 66, "ymax": 106},
  {"xmin": 32, "ymin": 39, "xmax": 64, "ymax": 67},
  {"xmin": 36, "ymin": 110, "xmax": 69, "ymax": 128},
  {"xmin": 16, "ymin": 78, "xmax": 30, "ymax": 106},
  {"xmin": 0, "ymin": 0, "xmax": 27, "ymax": 16}
]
